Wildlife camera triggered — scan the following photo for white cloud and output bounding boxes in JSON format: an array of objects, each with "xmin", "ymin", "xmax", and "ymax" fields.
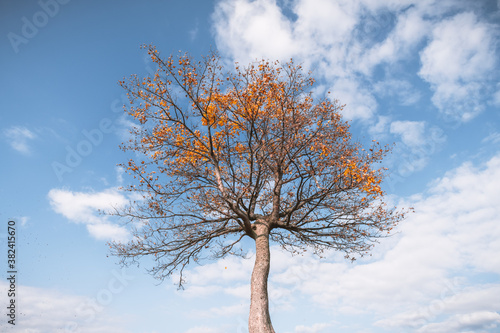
[
  {"xmin": 87, "ymin": 223, "xmax": 129, "ymax": 242},
  {"xmin": 492, "ymin": 81, "xmax": 500, "ymax": 107},
  {"xmin": 368, "ymin": 115, "xmax": 391, "ymax": 138},
  {"xmin": 292, "ymin": 0, "xmax": 359, "ymax": 55},
  {"xmin": 420, "ymin": 13, "xmax": 495, "ymax": 81},
  {"xmin": 189, "ymin": 20, "xmax": 199, "ymax": 41},
  {"xmin": 390, "ymin": 120, "xmax": 426, "ymax": 147},
  {"xmin": 3, "ymin": 125, "xmax": 37, "ymax": 154},
  {"xmin": 373, "ymin": 78, "xmax": 421, "ymax": 105},
  {"xmin": 182, "ymin": 255, "xmax": 254, "ymax": 287},
  {"xmin": 419, "ymin": 12, "xmax": 497, "ymax": 121},
  {"xmin": 212, "ymin": 0, "xmax": 297, "ymax": 63},
  {"xmin": 388, "ymin": 121, "xmax": 446, "ymax": 175},
  {"xmin": 48, "ymin": 188, "xmax": 129, "ymax": 241},
  {"xmin": 212, "ymin": 1, "xmax": 499, "ymax": 127},
  {"xmin": 482, "ymin": 132, "xmax": 500, "ymax": 144},
  {"xmin": 211, "ymin": 0, "xmax": 384, "ymax": 122},
  {"xmin": 416, "ymin": 311, "xmax": 500, "ymax": 333},
  {"xmin": 183, "ymin": 326, "xmax": 226, "ymax": 333},
  {"xmin": 294, "ymin": 322, "xmax": 332, "ymax": 333},
  {"xmin": 224, "ymin": 284, "xmax": 250, "ymax": 299},
  {"xmin": 179, "ymin": 152, "xmax": 500, "ymax": 332},
  {"xmin": 331, "ymin": 77, "xmax": 377, "ymax": 121},
  {"xmin": 176, "ymin": 254, "xmax": 254, "ymax": 300},
  {"xmin": 0, "ymin": 281, "xmax": 133, "ymax": 333},
  {"xmin": 116, "ymin": 115, "xmax": 141, "ymax": 142},
  {"xmin": 116, "ymin": 166, "xmax": 125, "ymax": 185},
  {"xmin": 9, "ymin": 215, "xmax": 30, "ymax": 227},
  {"xmin": 366, "ymin": 153, "xmax": 500, "ymax": 329},
  {"xmin": 359, "ymin": 6, "xmax": 430, "ymax": 75},
  {"xmin": 190, "ymin": 303, "xmax": 247, "ymax": 319},
  {"xmin": 375, "ymin": 284, "xmax": 500, "ymax": 330}
]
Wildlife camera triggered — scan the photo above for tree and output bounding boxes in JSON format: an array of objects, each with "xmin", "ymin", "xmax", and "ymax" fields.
[{"xmin": 110, "ymin": 45, "xmax": 407, "ymax": 333}]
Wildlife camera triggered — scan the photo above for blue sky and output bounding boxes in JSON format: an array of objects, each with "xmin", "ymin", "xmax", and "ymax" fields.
[{"xmin": 1, "ymin": 0, "xmax": 500, "ymax": 332}]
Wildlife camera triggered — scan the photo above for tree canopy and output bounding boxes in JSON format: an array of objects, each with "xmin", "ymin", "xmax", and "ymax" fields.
[{"xmin": 110, "ymin": 45, "xmax": 405, "ymax": 284}]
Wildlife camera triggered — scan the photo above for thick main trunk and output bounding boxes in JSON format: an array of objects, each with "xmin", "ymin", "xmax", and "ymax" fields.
[{"xmin": 249, "ymin": 224, "xmax": 275, "ymax": 333}]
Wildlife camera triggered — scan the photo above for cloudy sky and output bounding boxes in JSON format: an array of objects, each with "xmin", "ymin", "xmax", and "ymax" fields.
[{"xmin": 1, "ymin": 0, "xmax": 500, "ymax": 332}]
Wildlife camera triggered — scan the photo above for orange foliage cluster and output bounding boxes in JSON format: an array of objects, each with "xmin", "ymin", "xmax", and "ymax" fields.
[{"xmin": 112, "ymin": 45, "xmax": 407, "ymax": 273}]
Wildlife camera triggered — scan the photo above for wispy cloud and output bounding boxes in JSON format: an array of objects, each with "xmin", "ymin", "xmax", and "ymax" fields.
[
  {"xmin": 416, "ymin": 311, "xmax": 500, "ymax": 333},
  {"xmin": 3, "ymin": 125, "xmax": 37, "ymax": 155},
  {"xmin": 189, "ymin": 20, "xmax": 200, "ymax": 41},
  {"xmin": 0, "ymin": 280, "xmax": 134, "ymax": 333},
  {"xmin": 183, "ymin": 326, "xmax": 226, "ymax": 333},
  {"xmin": 388, "ymin": 120, "xmax": 447, "ymax": 175},
  {"xmin": 373, "ymin": 79, "xmax": 421, "ymax": 106},
  {"xmin": 482, "ymin": 132, "xmax": 500, "ymax": 144}
]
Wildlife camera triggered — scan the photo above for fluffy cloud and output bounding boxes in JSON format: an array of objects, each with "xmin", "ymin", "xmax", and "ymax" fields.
[
  {"xmin": 346, "ymin": 153, "xmax": 500, "ymax": 330},
  {"xmin": 48, "ymin": 188, "xmax": 129, "ymax": 241},
  {"xmin": 213, "ymin": 0, "xmax": 297, "ymax": 62},
  {"xmin": 358, "ymin": 5, "xmax": 430, "ymax": 75},
  {"xmin": 180, "ymin": 152, "xmax": 500, "ymax": 332},
  {"xmin": 212, "ymin": 0, "xmax": 389, "ymax": 122},
  {"xmin": 331, "ymin": 77, "xmax": 377, "ymax": 121},
  {"xmin": 2, "ymin": 125, "xmax": 37, "ymax": 154},
  {"xmin": 419, "ymin": 12, "xmax": 497, "ymax": 121},
  {"xmin": 390, "ymin": 120, "xmax": 427, "ymax": 147},
  {"xmin": 212, "ymin": 0, "xmax": 499, "ymax": 124}
]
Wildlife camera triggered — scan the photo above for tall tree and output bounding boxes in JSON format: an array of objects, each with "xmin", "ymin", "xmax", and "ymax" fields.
[{"xmin": 110, "ymin": 45, "xmax": 407, "ymax": 333}]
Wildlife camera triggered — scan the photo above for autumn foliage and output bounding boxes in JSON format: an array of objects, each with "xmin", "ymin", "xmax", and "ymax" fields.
[
  {"xmin": 110, "ymin": 45, "xmax": 408, "ymax": 333},
  {"xmin": 111, "ymin": 44, "xmax": 405, "ymax": 287},
  {"xmin": 112, "ymin": 46, "xmax": 403, "ymax": 277}
]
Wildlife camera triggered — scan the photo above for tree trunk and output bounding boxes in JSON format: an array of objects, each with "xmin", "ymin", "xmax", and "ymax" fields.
[{"xmin": 249, "ymin": 223, "xmax": 276, "ymax": 333}]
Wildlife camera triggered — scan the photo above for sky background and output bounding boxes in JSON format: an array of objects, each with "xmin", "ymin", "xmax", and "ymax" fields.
[{"xmin": 1, "ymin": 0, "xmax": 500, "ymax": 332}]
